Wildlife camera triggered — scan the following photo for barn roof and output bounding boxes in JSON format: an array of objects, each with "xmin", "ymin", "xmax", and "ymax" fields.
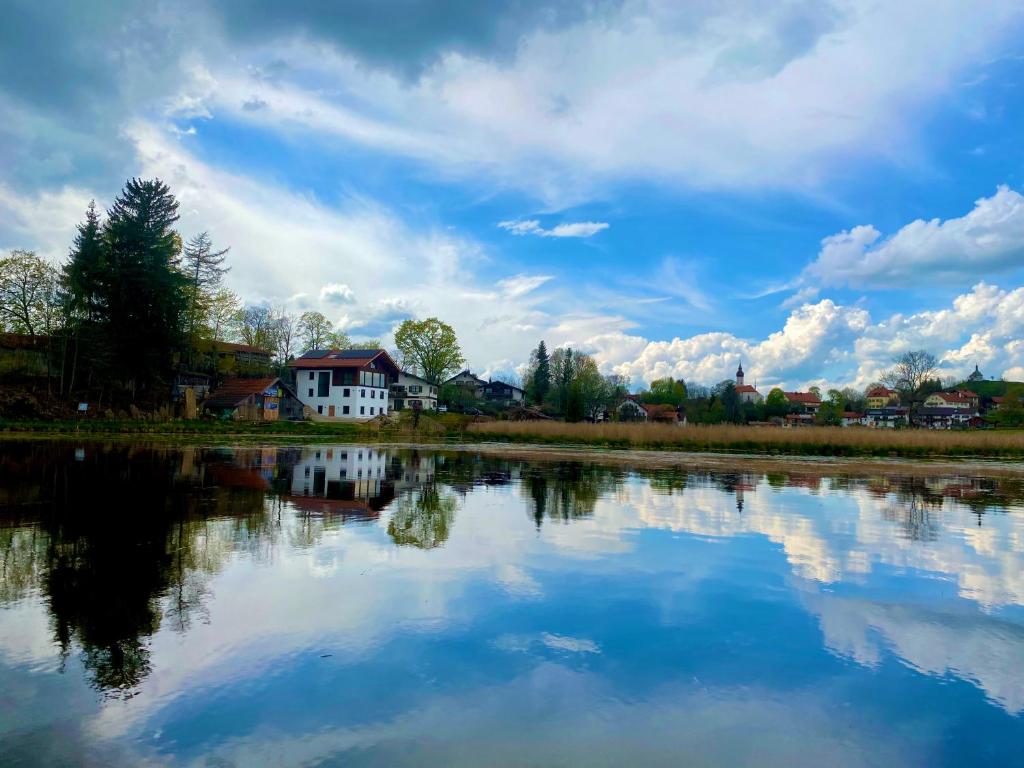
[{"xmin": 205, "ymin": 377, "xmax": 282, "ymax": 410}]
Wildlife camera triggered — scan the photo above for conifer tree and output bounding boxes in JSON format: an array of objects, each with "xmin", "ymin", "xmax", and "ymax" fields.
[{"xmin": 533, "ymin": 340, "xmax": 551, "ymax": 405}]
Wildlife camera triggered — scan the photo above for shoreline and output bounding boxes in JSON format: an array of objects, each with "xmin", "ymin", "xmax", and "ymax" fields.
[{"xmin": 5, "ymin": 430, "xmax": 1024, "ymax": 477}]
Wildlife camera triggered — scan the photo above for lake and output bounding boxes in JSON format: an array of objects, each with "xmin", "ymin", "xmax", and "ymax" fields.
[{"xmin": 2, "ymin": 441, "xmax": 1024, "ymax": 767}]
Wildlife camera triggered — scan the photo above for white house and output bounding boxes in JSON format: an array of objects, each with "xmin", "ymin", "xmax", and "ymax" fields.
[
  {"xmin": 288, "ymin": 348, "xmax": 401, "ymax": 421},
  {"xmin": 616, "ymin": 398, "xmax": 648, "ymax": 421},
  {"xmin": 390, "ymin": 371, "xmax": 439, "ymax": 412}
]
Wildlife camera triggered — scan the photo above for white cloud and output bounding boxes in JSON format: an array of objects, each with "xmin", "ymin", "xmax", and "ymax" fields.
[
  {"xmin": 587, "ymin": 283, "xmax": 1024, "ymax": 390},
  {"xmin": 319, "ymin": 282, "xmax": 356, "ymax": 305},
  {"xmin": 498, "ymin": 219, "xmax": 608, "ymax": 238},
  {"xmin": 0, "ymin": 183, "xmax": 94, "ymax": 262},
  {"xmin": 197, "ymin": 2, "xmax": 1024, "ymax": 200},
  {"xmin": 496, "ymin": 273, "xmax": 553, "ymax": 298},
  {"xmin": 804, "ymin": 186, "xmax": 1024, "ymax": 288}
]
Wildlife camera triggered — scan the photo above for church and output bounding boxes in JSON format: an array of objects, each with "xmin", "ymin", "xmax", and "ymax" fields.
[{"xmin": 734, "ymin": 362, "xmax": 763, "ymax": 404}]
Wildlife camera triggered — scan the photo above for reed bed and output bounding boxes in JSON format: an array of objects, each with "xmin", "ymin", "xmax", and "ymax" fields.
[{"xmin": 466, "ymin": 420, "xmax": 1024, "ymax": 458}]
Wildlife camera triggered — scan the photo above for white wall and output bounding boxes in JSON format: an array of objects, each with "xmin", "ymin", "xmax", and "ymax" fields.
[{"xmin": 295, "ymin": 368, "xmax": 390, "ymax": 420}]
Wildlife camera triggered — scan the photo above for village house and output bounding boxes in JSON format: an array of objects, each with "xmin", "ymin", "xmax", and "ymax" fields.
[
  {"xmin": 865, "ymin": 386, "xmax": 899, "ymax": 409},
  {"xmin": 483, "ymin": 379, "xmax": 526, "ymax": 406},
  {"xmin": 390, "ymin": 371, "xmax": 439, "ymax": 412},
  {"xmin": 617, "ymin": 397, "xmax": 648, "ymax": 421},
  {"xmin": 914, "ymin": 407, "xmax": 977, "ymax": 430},
  {"xmin": 923, "ymin": 390, "xmax": 977, "ymax": 410},
  {"xmin": 841, "ymin": 411, "xmax": 864, "ymax": 427},
  {"xmin": 990, "ymin": 395, "xmax": 1024, "ymax": 411},
  {"xmin": 734, "ymin": 362, "xmax": 762, "ymax": 404},
  {"xmin": 288, "ymin": 348, "xmax": 400, "ymax": 420},
  {"xmin": 445, "ymin": 370, "xmax": 488, "ymax": 398},
  {"xmin": 203, "ymin": 377, "xmax": 303, "ymax": 421},
  {"xmin": 783, "ymin": 391, "xmax": 822, "ymax": 415},
  {"xmin": 863, "ymin": 406, "xmax": 910, "ymax": 428}
]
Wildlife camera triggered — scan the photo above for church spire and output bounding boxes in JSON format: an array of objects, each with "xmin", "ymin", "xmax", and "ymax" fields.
[{"xmin": 736, "ymin": 360, "xmax": 744, "ymax": 387}]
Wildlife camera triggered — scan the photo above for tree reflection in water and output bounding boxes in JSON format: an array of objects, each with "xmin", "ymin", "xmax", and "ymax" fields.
[{"xmin": 2, "ymin": 442, "xmax": 1024, "ymax": 698}]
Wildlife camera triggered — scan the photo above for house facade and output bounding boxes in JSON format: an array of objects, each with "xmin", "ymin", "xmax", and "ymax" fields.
[
  {"xmin": 914, "ymin": 406, "xmax": 975, "ymax": 429},
  {"xmin": 445, "ymin": 370, "xmax": 488, "ymax": 398},
  {"xmin": 390, "ymin": 371, "xmax": 439, "ymax": 412},
  {"xmin": 865, "ymin": 386, "xmax": 898, "ymax": 409},
  {"xmin": 483, "ymin": 380, "xmax": 525, "ymax": 405},
  {"xmin": 923, "ymin": 391, "xmax": 976, "ymax": 410},
  {"xmin": 783, "ymin": 391, "xmax": 822, "ymax": 415},
  {"xmin": 288, "ymin": 348, "xmax": 401, "ymax": 420},
  {"xmin": 863, "ymin": 406, "xmax": 909, "ymax": 428},
  {"xmin": 204, "ymin": 377, "xmax": 303, "ymax": 421},
  {"xmin": 617, "ymin": 398, "xmax": 648, "ymax": 421}
]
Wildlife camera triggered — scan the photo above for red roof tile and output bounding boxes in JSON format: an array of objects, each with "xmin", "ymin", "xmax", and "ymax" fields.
[{"xmin": 784, "ymin": 391, "xmax": 822, "ymax": 405}]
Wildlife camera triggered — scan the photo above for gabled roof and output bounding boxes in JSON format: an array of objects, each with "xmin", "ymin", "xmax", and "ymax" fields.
[
  {"xmin": 929, "ymin": 391, "xmax": 974, "ymax": 405},
  {"xmin": 735, "ymin": 384, "xmax": 760, "ymax": 394},
  {"xmin": 288, "ymin": 348, "xmax": 400, "ymax": 374},
  {"xmin": 917, "ymin": 406, "xmax": 974, "ymax": 416},
  {"xmin": 866, "ymin": 386, "xmax": 895, "ymax": 398},
  {"xmin": 396, "ymin": 370, "xmax": 436, "ymax": 386},
  {"xmin": 204, "ymin": 377, "xmax": 284, "ymax": 409},
  {"xmin": 784, "ymin": 391, "xmax": 822, "ymax": 405},
  {"xmin": 485, "ymin": 379, "xmax": 525, "ymax": 394},
  {"xmin": 446, "ymin": 369, "xmax": 488, "ymax": 385}
]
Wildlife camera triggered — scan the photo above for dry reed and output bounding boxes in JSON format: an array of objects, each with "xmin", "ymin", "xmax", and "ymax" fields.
[{"xmin": 466, "ymin": 420, "xmax": 1024, "ymax": 457}]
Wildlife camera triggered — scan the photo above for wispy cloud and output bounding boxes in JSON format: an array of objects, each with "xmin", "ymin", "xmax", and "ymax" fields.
[{"xmin": 498, "ymin": 219, "xmax": 609, "ymax": 238}]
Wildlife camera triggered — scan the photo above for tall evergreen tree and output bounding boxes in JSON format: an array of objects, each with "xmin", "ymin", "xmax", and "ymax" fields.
[
  {"xmin": 102, "ymin": 178, "xmax": 188, "ymax": 392},
  {"xmin": 533, "ymin": 340, "xmax": 551, "ymax": 405},
  {"xmin": 62, "ymin": 201, "xmax": 106, "ymax": 321}
]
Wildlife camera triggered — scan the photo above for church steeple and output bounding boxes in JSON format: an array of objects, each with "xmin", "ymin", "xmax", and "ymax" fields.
[{"xmin": 736, "ymin": 361, "xmax": 744, "ymax": 387}]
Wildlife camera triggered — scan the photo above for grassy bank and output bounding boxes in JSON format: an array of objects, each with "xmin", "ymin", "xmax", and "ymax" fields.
[
  {"xmin": 466, "ymin": 420, "xmax": 1024, "ymax": 458},
  {"xmin": 0, "ymin": 418, "xmax": 365, "ymax": 438}
]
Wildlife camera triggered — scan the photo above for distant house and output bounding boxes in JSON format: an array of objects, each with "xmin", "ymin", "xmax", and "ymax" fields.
[
  {"xmin": 783, "ymin": 391, "xmax": 822, "ymax": 415},
  {"xmin": 390, "ymin": 371, "xmax": 439, "ymax": 412},
  {"xmin": 841, "ymin": 411, "xmax": 864, "ymax": 427},
  {"xmin": 734, "ymin": 362, "xmax": 763, "ymax": 404},
  {"xmin": 990, "ymin": 395, "xmax": 1024, "ymax": 412},
  {"xmin": 863, "ymin": 407, "xmax": 909, "ymax": 428},
  {"xmin": 642, "ymin": 403, "xmax": 685, "ymax": 425},
  {"xmin": 483, "ymin": 380, "xmax": 525, "ymax": 406},
  {"xmin": 210, "ymin": 341, "xmax": 273, "ymax": 371},
  {"xmin": 204, "ymin": 377, "xmax": 303, "ymax": 421},
  {"xmin": 923, "ymin": 391, "xmax": 976, "ymax": 410},
  {"xmin": 288, "ymin": 348, "xmax": 401, "ymax": 420},
  {"xmin": 865, "ymin": 386, "xmax": 898, "ymax": 409},
  {"xmin": 617, "ymin": 398, "xmax": 648, "ymax": 421},
  {"xmin": 445, "ymin": 370, "xmax": 488, "ymax": 398},
  {"xmin": 914, "ymin": 406, "xmax": 975, "ymax": 430},
  {"xmin": 784, "ymin": 413, "xmax": 814, "ymax": 427}
]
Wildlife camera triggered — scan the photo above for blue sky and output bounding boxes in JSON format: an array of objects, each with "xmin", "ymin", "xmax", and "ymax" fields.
[{"xmin": 2, "ymin": 1, "xmax": 1024, "ymax": 390}]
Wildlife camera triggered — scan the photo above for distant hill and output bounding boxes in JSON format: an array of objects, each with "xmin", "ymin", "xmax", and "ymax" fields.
[{"xmin": 960, "ymin": 380, "xmax": 1023, "ymax": 398}]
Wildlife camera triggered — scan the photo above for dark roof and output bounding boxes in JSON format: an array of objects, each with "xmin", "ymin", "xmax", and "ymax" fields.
[
  {"xmin": 289, "ymin": 348, "xmax": 400, "ymax": 374},
  {"xmin": 784, "ymin": 391, "xmax": 822, "ymax": 405},
  {"xmin": 865, "ymin": 407, "xmax": 908, "ymax": 416},
  {"xmin": 916, "ymin": 407, "xmax": 974, "ymax": 416},
  {"xmin": 485, "ymin": 380, "xmax": 525, "ymax": 394},
  {"xmin": 204, "ymin": 377, "xmax": 282, "ymax": 409}
]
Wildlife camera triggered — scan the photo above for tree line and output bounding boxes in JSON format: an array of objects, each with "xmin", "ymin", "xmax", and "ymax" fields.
[{"xmin": 0, "ymin": 178, "xmax": 392, "ymax": 406}]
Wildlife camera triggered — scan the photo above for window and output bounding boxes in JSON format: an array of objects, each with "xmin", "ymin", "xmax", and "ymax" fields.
[
  {"xmin": 360, "ymin": 406, "xmax": 365, "ymax": 415},
  {"xmin": 343, "ymin": 405, "xmax": 350, "ymax": 414},
  {"xmin": 361, "ymin": 389, "xmax": 366, "ymax": 397},
  {"xmin": 309, "ymin": 371, "xmax": 314, "ymax": 380},
  {"xmin": 317, "ymin": 371, "xmax": 330, "ymax": 397},
  {"xmin": 409, "ymin": 385, "xmax": 421, "ymax": 394},
  {"xmin": 370, "ymin": 390, "xmax": 375, "ymax": 399},
  {"xmin": 308, "ymin": 388, "xmax": 313, "ymax": 397},
  {"xmin": 340, "ymin": 469, "xmax": 347, "ymax": 478},
  {"xmin": 317, "ymin": 405, "xmax": 323, "ymax": 414},
  {"xmin": 343, "ymin": 388, "xmax": 350, "ymax": 397},
  {"xmin": 315, "ymin": 451, "xmax": 321, "ymax": 459},
  {"xmin": 304, "ymin": 466, "xmax": 310, "ymax": 477}
]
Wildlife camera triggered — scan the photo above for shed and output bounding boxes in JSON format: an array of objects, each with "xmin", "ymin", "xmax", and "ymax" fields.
[{"xmin": 204, "ymin": 377, "xmax": 304, "ymax": 421}]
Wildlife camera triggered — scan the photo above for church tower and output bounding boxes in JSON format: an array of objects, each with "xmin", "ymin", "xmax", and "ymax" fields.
[{"xmin": 736, "ymin": 361, "xmax": 744, "ymax": 388}]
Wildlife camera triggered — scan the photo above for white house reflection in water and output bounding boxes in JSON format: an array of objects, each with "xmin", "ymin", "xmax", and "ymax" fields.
[{"xmin": 2, "ymin": 442, "xmax": 1024, "ymax": 767}]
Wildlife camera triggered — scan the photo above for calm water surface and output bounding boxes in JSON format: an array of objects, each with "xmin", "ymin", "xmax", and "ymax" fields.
[{"xmin": 2, "ymin": 441, "xmax": 1024, "ymax": 767}]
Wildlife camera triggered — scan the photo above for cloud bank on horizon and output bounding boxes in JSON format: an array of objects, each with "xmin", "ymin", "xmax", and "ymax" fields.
[{"xmin": 2, "ymin": 0, "xmax": 1024, "ymax": 390}]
